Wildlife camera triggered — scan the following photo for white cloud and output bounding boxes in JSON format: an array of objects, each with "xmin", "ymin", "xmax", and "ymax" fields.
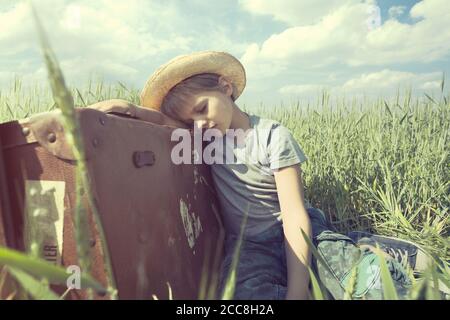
[
  {"xmin": 0, "ymin": 2, "xmax": 33, "ymax": 56},
  {"xmin": 279, "ymin": 84, "xmax": 325, "ymax": 95},
  {"xmin": 388, "ymin": 5, "xmax": 406, "ymax": 19},
  {"xmin": 1, "ymin": 0, "xmax": 449, "ymax": 105},
  {"xmin": 341, "ymin": 69, "xmax": 441, "ymax": 91},
  {"xmin": 240, "ymin": 2, "xmax": 369, "ymax": 79},
  {"xmin": 0, "ymin": 0, "xmax": 248, "ymax": 89},
  {"xmin": 239, "ymin": 0, "xmax": 354, "ymax": 26},
  {"xmin": 279, "ymin": 69, "xmax": 443, "ymax": 99},
  {"xmin": 0, "ymin": 1, "xmax": 190, "ymax": 86},
  {"xmin": 197, "ymin": 25, "xmax": 251, "ymax": 55},
  {"xmin": 420, "ymin": 81, "xmax": 440, "ymax": 90},
  {"xmin": 240, "ymin": 0, "xmax": 450, "ymax": 81}
]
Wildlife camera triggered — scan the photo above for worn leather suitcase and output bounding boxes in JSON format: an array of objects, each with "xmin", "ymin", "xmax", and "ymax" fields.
[{"xmin": 0, "ymin": 102, "xmax": 225, "ymax": 300}]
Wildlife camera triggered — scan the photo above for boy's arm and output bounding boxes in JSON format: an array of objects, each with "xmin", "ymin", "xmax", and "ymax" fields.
[
  {"xmin": 273, "ymin": 164, "xmax": 312, "ymax": 300},
  {"xmin": 86, "ymin": 99, "xmax": 189, "ymax": 128}
]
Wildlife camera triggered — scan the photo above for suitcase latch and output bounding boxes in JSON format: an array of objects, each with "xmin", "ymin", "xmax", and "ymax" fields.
[{"xmin": 133, "ymin": 151, "xmax": 155, "ymax": 168}]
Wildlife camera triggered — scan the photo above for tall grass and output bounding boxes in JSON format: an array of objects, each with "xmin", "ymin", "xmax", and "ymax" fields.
[
  {"xmin": 257, "ymin": 88, "xmax": 449, "ymax": 266},
  {"xmin": 4, "ymin": 79, "xmax": 447, "ymax": 260},
  {"xmin": 31, "ymin": 6, "xmax": 117, "ymax": 298},
  {"xmin": 0, "ymin": 6, "xmax": 117, "ymax": 300},
  {"xmin": 1, "ymin": 78, "xmax": 448, "ymax": 298}
]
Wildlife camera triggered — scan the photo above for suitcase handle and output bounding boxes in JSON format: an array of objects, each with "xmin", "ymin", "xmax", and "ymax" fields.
[
  {"xmin": 86, "ymin": 99, "xmax": 190, "ymax": 129},
  {"xmin": 133, "ymin": 151, "xmax": 155, "ymax": 168}
]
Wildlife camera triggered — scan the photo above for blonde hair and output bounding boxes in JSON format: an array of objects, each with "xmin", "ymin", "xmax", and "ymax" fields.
[{"xmin": 160, "ymin": 73, "xmax": 235, "ymax": 120}]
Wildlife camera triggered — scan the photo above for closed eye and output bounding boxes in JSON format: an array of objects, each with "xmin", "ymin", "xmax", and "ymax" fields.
[{"xmin": 198, "ymin": 102, "xmax": 207, "ymax": 113}]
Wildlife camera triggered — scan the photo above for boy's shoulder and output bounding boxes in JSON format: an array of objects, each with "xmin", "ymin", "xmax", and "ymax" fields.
[
  {"xmin": 246, "ymin": 113, "xmax": 307, "ymax": 170},
  {"xmin": 248, "ymin": 114, "xmax": 292, "ymax": 142},
  {"xmin": 248, "ymin": 113, "xmax": 285, "ymax": 132}
]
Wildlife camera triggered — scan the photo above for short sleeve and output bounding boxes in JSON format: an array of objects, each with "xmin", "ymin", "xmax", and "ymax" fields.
[{"xmin": 267, "ymin": 123, "xmax": 308, "ymax": 170}]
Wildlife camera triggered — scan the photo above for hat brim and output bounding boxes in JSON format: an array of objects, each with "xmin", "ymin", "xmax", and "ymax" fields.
[{"xmin": 140, "ymin": 51, "xmax": 246, "ymax": 111}]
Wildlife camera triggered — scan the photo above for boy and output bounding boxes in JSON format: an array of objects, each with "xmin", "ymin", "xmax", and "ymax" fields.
[
  {"xmin": 140, "ymin": 51, "xmax": 312, "ymax": 299},
  {"xmin": 120, "ymin": 51, "xmax": 430, "ymax": 299}
]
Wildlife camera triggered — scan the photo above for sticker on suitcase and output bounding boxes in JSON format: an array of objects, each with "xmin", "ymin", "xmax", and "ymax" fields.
[
  {"xmin": 23, "ymin": 180, "xmax": 65, "ymax": 265},
  {"xmin": 179, "ymin": 198, "xmax": 203, "ymax": 251}
]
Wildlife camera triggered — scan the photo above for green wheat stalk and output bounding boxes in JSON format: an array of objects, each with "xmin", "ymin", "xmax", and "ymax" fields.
[
  {"xmin": 30, "ymin": 3, "xmax": 117, "ymax": 299},
  {"xmin": 221, "ymin": 202, "xmax": 249, "ymax": 300}
]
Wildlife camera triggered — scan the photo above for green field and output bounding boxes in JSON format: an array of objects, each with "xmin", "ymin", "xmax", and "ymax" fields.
[
  {"xmin": 2, "ymin": 77, "xmax": 448, "ymax": 258},
  {"xmin": 1, "ymin": 75, "xmax": 449, "ymax": 299}
]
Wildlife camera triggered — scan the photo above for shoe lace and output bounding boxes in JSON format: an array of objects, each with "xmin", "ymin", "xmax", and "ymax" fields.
[{"xmin": 385, "ymin": 247, "xmax": 410, "ymax": 269}]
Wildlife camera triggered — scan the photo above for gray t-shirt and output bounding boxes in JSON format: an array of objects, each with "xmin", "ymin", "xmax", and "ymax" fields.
[{"xmin": 209, "ymin": 113, "xmax": 308, "ymax": 237}]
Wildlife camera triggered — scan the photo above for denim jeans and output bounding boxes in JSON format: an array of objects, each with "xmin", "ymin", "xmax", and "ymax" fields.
[
  {"xmin": 218, "ymin": 215, "xmax": 288, "ymax": 299},
  {"xmin": 217, "ymin": 207, "xmax": 327, "ymax": 300},
  {"xmin": 217, "ymin": 207, "xmax": 412, "ymax": 300}
]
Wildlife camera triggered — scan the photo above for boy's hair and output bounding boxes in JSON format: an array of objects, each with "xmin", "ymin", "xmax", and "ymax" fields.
[{"xmin": 160, "ymin": 73, "xmax": 235, "ymax": 120}]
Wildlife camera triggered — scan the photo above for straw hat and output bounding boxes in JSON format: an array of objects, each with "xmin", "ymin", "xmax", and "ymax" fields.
[{"xmin": 140, "ymin": 51, "xmax": 246, "ymax": 111}]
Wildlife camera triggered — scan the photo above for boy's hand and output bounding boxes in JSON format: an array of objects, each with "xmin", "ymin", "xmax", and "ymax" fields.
[
  {"xmin": 86, "ymin": 99, "xmax": 189, "ymax": 128},
  {"xmin": 285, "ymin": 287, "xmax": 310, "ymax": 300}
]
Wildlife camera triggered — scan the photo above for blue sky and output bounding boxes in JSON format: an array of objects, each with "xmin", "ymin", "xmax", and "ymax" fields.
[{"xmin": 1, "ymin": 0, "xmax": 449, "ymax": 108}]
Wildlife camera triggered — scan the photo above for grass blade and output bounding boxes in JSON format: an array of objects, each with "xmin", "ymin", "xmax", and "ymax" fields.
[
  {"xmin": 31, "ymin": 3, "xmax": 117, "ymax": 298},
  {"xmin": 221, "ymin": 203, "xmax": 249, "ymax": 300},
  {"xmin": 424, "ymin": 93, "xmax": 437, "ymax": 105},
  {"xmin": 372, "ymin": 245, "xmax": 398, "ymax": 300},
  {"xmin": 167, "ymin": 282, "xmax": 173, "ymax": 300},
  {"xmin": 117, "ymin": 81, "xmax": 130, "ymax": 93},
  {"xmin": 300, "ymin": 229, "xmax": 342, "ymax": 287},
  {"xmin": 355, "ymin": 114, "xmax": 366, "ymax": 127},
  {"xmin": 399, "ymin": 111, "xmax": 409, "ymax": 125},
  {"xmin": 426, "ymin": 265, "xmax": 443, "ymax": 300},
  {"xmin": 59, "ymin": 287, "xmax": 72, "ymax": 300},
  {"xmin": 0, "ymin": 246, "xmax": 106, "ymax": 293},
  {"xmin": 7, "ymin": 267, "xmax": 59, "ymax": 300},
  {"xmin": 307, "ymin": 266, "xmax": 324, "ymax": 300},
  {"xmin": 343, "ymin": 265, "xmax": 358, "ymax": 300},
  {"xmin": 384, "ymin": 101, "xmax": 393, "ymax": 117},
  {"xmin": 76, "ymin": 88, "xmax": 87, "ymax": 107}
]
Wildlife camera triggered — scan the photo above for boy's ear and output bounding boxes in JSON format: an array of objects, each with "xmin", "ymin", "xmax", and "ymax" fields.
[{"xmin": 218, "ymin": 75, "xmax": 233, "ymax": 97}]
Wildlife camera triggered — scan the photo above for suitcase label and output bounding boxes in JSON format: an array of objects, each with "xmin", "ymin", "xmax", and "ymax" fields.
[{"xmin": 24, "ymin": 180, "xmax": 65, "ymax": 265}]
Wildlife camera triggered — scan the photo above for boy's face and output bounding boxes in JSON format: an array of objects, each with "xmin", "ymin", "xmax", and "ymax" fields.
[{"xmin": 171, "ymin": 89, "xmax": 234, "ymax": 137}]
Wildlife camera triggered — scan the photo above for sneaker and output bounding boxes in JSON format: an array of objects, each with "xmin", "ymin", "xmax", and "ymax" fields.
[{"xmin": 346, "ymin": 231, "xmax": 433, "ymax": 275}]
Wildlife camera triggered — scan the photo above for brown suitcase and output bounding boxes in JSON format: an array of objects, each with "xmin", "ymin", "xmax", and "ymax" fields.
[{"xmin": 0, "ymin": 102, "xmax": 225, "ymax": 300}]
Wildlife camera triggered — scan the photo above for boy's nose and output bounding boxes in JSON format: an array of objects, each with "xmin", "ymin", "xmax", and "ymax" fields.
[
  {"xmin": 194, "ymin": 120, "xmax": 215, "ymax": 129},
  {"xmin": 194, "ymin": 120, "xmax": 207, "ymax": 129}
]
